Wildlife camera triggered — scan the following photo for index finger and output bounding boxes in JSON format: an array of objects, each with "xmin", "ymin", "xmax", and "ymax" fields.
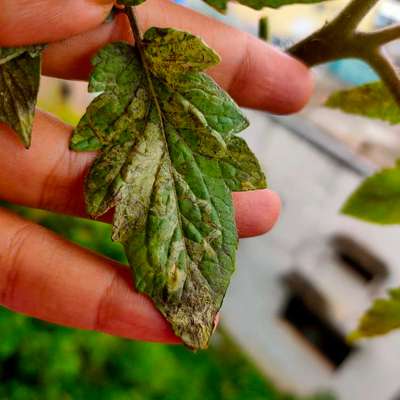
[
  {"xmin": 46, "ymin": 0, "xmax": 313, "ymax": 114},
  {"xmin": 0, "ymin": 0, "xmax": 113, "ymax": 46},
  {"xmin": 0, "ymin": 207, "xmax": 180, "ymax": 344},
  {"xmin": 1, "ymin": 0, "xmax": 313, "ymax": 113}
]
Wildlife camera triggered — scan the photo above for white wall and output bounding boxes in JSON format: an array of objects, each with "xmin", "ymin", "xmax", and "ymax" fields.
[{"xmin": 222, "ymin": 109, "xmax": 400, "ymax": 400}]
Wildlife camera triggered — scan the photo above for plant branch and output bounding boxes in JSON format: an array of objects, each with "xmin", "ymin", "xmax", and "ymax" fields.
[
  {"xmin": 363, "ymin": 24, "xmax": 400, "ymax": 46},
  {"xmin": 288, "ymin": 0, "xmax": 400, "ymax": 104},
  {"xmin": 367, "ymin": 48, "xmax": 400, "ymax": 104},
  {"xmin": 288, "ymin": 0, "xmax": 379, "ymax": 65},
  {"xmin": 334, "ymin": 0, "xmax": 379, "ymax": 33}
]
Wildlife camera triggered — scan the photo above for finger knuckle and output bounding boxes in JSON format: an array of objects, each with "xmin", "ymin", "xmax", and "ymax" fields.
[{"xmin": 0, "ymin": 222, "xmax": 36, "ymax": 306}]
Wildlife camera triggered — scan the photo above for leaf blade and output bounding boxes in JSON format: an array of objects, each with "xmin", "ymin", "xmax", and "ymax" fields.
[
  {"xmin": 342, "ymin": 162, "xmax": 400, "ymax": 225},
  {"xmin": 203, "ymin": 0, "xmax": 332, "ymax": 13},
  {"xmin": 0, "ymin": 48, "xmax": 42, "ymax": 148},
  {"xmin": 325, "ymin": 81, "xmax": 400, "ymax": 125},
  {"xmin": 72, "ymin": 30, "xmax": 266, "ymax": 349},
  {"xmin": 350, "ymin": 288, "xmax": 400, "ymax": 341}
]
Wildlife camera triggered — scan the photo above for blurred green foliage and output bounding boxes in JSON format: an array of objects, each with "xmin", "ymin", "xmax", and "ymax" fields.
[
  {"xmin": 0, "ymin": 205, "xmax": 335, "ymax": 400},
  {"xmin": 0, "ymin": 306, "xmax": 332, "ymax": 400}
]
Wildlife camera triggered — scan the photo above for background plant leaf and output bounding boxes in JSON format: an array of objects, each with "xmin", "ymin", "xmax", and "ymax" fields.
[
  {"xmin": 71, "ymin": 29, "xmax": 266, "ymax": 349},
  {"xmin": 0, "ymin": 45, "xmax": 43, "ymax": 148},
  {"xmin": 350, "ymin": 288, "xmax": 400, "ymax": 341},
  {"xmin": 203, "ymin": 0, "xmax": 332, "ymax": 13},
  {"xmin": 325, "ymin": 81, "xmax": 400, "ymax": 125},
  {"xmin": 342, "ymin": 161, "xmax": 400, "ymax": 224}
]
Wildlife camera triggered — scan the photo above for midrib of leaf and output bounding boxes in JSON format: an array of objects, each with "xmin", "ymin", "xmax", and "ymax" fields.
[
  {"xmin": 125, "ymin": 7, "xmax": 193, "ymax": 271},
  {"xmin": 0, "ymin": 49, "xmax": 25, "ymax": 65}
]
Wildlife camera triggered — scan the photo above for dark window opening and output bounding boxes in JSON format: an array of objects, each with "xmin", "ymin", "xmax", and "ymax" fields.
[
  {"xmin": 281, "ymin": 293, "xmax": 355, "ymax": 369},
  {"xmin": 392, "ymin": 392, "xmax": 400, "ymax": 400},
  {"xmin": 332, "ymin": 235, "xmax": 388, "ymax": 283}
]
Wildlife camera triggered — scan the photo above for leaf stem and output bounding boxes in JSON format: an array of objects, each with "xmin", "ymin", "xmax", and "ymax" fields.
[
  {"xmin": 124, "ymin": 6, "xmax": 166, "ymax": 129},
  {"xmin": 125, "ymin": 6, "xmax": 144, "ymax": 55},
  {"xmin": 288, "ymin": 0, "xmax": 400, "ymax": 104}
]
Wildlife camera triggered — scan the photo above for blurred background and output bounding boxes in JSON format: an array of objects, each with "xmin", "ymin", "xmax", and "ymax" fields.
[{"xmin": 3, "ymin": 0, "xmax": 400, "ymax": 399}]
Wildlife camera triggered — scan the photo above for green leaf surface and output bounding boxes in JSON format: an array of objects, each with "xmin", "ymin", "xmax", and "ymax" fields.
[
  {"xmin": 325, "ymin": 81, "xmax": 400, "ymax": 125},
  {"xmin": 143, "ymin": 28, "xmax": 221, "ymax": 81},
  {"xmin": 350, "ymin": 288, "xmax": 400, "ymax": 341},
  {"xmin": 0, "ymin": 45, "xmax": 43, "ymax": 148},
  {"xmin": 203, "ymin": 0, "xmax": 331, "ymax": 13},
  {"xmin": 342, "ymin": 161, "xmax": 400, "ymax": 224},
  {"xmin": 71, "ymin": 28, "xmax": 266, "ymax": 349}
]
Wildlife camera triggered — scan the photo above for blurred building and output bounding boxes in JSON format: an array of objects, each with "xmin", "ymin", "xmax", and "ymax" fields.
[{"xmin": 222, "ymin": 109, "xmax": 400, "ymax": 400}]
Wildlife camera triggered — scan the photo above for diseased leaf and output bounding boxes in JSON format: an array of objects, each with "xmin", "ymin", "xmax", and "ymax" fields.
[
  {"xmin": 342, "ymin": 161, "xmax": 400, "ymax": 224},
  {"xmin": 71, "ymin": 28, "xmax": 266, "ymax": 349},
  {"xmin": 350, "ymin": 288, "xmax": 400, "ymax": 341},
  {"xmin": 203, "ymin": 0, "xmax": 332, "ymax": 13},
  {"xmin": 326, "ymin": 81, "xmax": 400, "ymax": 125},
  {"xmin": 161, "ymin": 71, "xmax": 249, "ymax": 135},
  {"xmin": 0, "ymin": 45, "xmax": 43, "ymax": 148},
  {"xmin": 202, "ymin": 0, "xmax": 228, "ymax": 11},
  {"xmin": 143, "ymin": 28, "xmax": 220, "ymax": 81},
  {"xmin": 0, "ymin": 45, "xmax": 43, "ymax": 65}
]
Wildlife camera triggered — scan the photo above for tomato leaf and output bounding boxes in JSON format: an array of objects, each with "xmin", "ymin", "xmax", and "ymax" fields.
[
  {"xmin": 342, "ymin": 161, "xmax": 400, "ymax": 225},
  {"xmin": 350, "ymin": 288, "xmax": 400, "ymax": 341},
  {"xmin": 0, "ymin": 46, "xmax": 43, "ymax": 148},
  {"xmin": 71, "ymin": 28, "xmax": 266, "ymax": 349},
  {"xmin": 326, "ymin": 81, "xmax": 400, "ymax": 125},
  {"xmin": 203, "ymin": 0, "xmax": 332, "ymax": 13}
]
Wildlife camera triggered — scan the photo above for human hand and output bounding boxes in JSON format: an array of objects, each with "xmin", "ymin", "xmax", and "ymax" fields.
[{"xmin": 0, "ymin": 0, "xmax": 312, "ymax": 344}]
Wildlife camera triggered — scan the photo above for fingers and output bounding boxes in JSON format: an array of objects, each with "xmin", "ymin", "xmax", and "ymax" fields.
[
  {"xmin": 0, "ymin": 0, "xmax": 113, "ymax": 46},
  {"xmin": 0, "ymin": 207, "xmax": 180, "ymax": 343},
  {"xmin": 233, "ymin": 190, "xmax": 280, "ymax": 238},
  {"xmin": 0, "ymin": 112, "xmax": 280, "ymax": 238},
  {"xmin": 1, "ymin": 0, "xmax": 312, "ymax": 113},
  {"xmin": 10, "ymin": 0, "xmax": 313, "ymax": 114},
  {"xmin": 41, "ymin": 0, "xmax": 313, "ymax": 114}
]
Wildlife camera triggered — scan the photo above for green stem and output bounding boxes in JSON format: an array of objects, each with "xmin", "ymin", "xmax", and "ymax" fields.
[
  {"xmin": 259, "ymin": 16, "xmax": 269, "ymax": 42},
  {"xmin": 125, "ymin": 7, "xmax": 145, "ymax": 65}
]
